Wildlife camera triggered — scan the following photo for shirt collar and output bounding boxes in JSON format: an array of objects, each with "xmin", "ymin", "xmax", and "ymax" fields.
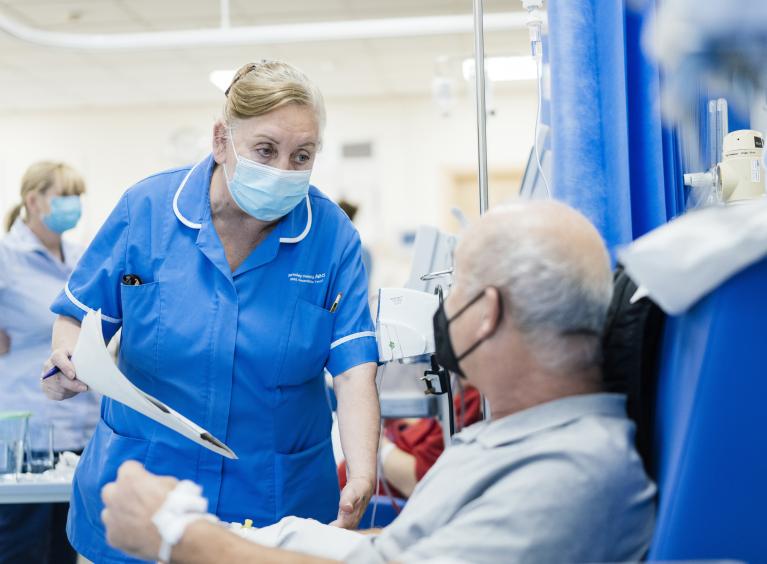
[
  {"xmin": 5, "ymin": 219, "xmax": 79, "ymax": 267},
  {"xmin": 173, "ymin": 153, "xmax": 313, "ymax": 244},
  {"xmin": 453, "ymin": 393, "xmax": 628, "ymax": 449},
  {"xmin": 6, "ymin": 218, "xmax": 45, "ymax": 253}
]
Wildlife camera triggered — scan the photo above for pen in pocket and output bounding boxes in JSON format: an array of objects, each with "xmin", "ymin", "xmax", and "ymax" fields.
[
  {"xmin": 122, "ymin": 274, "xmax": 143, "ymax": 286},
  {"xmin": 329, "ymin": 292, "xmax": 343, "ymax": 313}
]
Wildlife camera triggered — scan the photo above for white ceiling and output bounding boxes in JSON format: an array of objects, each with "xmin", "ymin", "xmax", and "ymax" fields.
[{"xmin": 0, "ymin": 0, "xmax": 532, "ymax": 110}]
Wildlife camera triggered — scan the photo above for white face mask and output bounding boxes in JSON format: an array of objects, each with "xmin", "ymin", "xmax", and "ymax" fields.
[{"xmin": 223, "ymin": 130, "xmax": 311, "ymax": 221}]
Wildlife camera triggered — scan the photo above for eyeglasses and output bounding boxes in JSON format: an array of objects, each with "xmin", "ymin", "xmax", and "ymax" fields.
[{"xmin": 224, "ymin": 60, "xmax": 275, "ymax": 97}]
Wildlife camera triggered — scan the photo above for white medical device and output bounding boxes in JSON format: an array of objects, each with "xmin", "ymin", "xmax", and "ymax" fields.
[
  {"xmin": 374, "ymin": 224, "xmax": 457, "ymax": 449},
  {"xmin": 684, "ymin": 129, "xmax": 766, "ymax": 204},
  {"xmin": 718, "ymin": 130, "xmax": 765, "ymax": 202},
  {"xmin": 376, "ymin": 288, "xmax": 439, "ymax": 363},
  {"xmin": 376, "ymin": 225, "xmax": 455, "ymax": 363}
]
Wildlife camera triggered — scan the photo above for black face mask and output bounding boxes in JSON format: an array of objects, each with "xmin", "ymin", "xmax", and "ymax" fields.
[{"xmin": 432, "ymin": 290, "xmax": 501, "ymax": 378}]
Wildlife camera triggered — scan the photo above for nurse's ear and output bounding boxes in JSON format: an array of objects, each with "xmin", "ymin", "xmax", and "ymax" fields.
[
  {"xmin": 212, "ymin": 120, "xmax": 229, "ymax": 165},
  {"xmin": 24, "ymin": 190, "xmax": 48, "ymax": 221}
]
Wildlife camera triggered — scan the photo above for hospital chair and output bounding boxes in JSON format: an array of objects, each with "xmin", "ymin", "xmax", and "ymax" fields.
[{"xmin": 647, "ymin": 256, "xmax": 767, "ymax": 562}]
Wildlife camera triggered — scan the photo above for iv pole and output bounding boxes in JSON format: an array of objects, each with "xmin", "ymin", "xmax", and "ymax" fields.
[
  {"xmin": 472, "ymin": 0, "xmax": 493, "ymax": 421},
  {"xmin": 473, "ymin": 0, "xmax": 490, "ymax": 216},
  {"xmin": 436, "ymin": 0, "xmax": 493, "ymax": 445}
]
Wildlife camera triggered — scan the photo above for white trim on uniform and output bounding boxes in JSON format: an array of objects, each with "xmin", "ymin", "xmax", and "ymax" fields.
[
  {"xmin": 172, "ymin": 160, "xmax": 204, "ymax": 230},
  {"xmin": 330, "ymin": 331, "xmax": 376, "ymax": 350},
  {"xmin": 279, "ymin": 195, "xmax": 312, "ymax": 244},
  {"xmin": 64, "ymin": 283, "xmax": 122, "ymax": 324},
  {"xmin": 173, "ymin": 160, "xmax": 312, "ymax": 243}
]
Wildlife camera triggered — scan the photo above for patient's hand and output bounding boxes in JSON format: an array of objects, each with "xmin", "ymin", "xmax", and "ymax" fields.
[
  {"xmin": 101, "ymin": 461, "xmax": 178, "ymax": 560},
  {"xmin": 0, "ymin": 330, "xmax": 9, "ymax": 356}
]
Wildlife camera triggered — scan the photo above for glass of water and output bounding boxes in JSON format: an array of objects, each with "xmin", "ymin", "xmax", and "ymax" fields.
[
  {"xmin": 0, "ymin": 412, "xmax": 31, "ymax": 479},
  {"xmin": 25, "ymin": 420, "xmax": 54, "ymax": 474}
]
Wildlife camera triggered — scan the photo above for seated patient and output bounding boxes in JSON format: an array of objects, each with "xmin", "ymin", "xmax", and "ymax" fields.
[{"xmin": 101, "ymin": 201, "xmax": 656, "ymax": 564}]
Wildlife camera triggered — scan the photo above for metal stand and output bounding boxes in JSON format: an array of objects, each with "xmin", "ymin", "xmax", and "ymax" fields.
[
  {"xmin": 472, "ymin": 0, "xmax": 493, "ymax": 422},
  {"xmin": 473, "ymin": 0, "xmax": 490, "ymax": 217}
]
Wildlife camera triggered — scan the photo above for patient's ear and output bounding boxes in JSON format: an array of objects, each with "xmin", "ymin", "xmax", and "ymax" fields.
[{"xmin": 478, "ymin": 287, "xmax": 502, "ymax": 339}]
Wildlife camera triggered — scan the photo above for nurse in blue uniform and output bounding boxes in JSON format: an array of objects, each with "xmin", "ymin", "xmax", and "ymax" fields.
[
  {"xmin": 0, "ymin": 161, "xmax": 100, "ymax": 563},
  {"xmin": 42, "ymin": 61, "xmax": 380, "ymax": 563}
]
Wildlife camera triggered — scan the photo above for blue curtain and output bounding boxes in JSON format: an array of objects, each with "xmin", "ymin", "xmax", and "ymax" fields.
[{"xmin": 547, "ymin": 0, "xmax": 685, "ymax": 257}]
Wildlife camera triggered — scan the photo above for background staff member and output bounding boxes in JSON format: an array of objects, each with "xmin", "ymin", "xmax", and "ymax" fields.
[
  {"xmin": 42, "ymin": 61, "xmax": 379, "ymax": 563},
  {"xmin": 0, "ymin": 161, "xmax": 100, "ymax": 563}
]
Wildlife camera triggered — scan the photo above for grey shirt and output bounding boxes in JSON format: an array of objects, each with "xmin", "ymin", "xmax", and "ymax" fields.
[{"xmin": 347, "ymin": 393, "xmax": 656, "ymax": 564}]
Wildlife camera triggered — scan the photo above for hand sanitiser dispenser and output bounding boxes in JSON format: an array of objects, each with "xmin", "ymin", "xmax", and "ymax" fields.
[
  {"xmin": 718, "ymin": 130, "xmax": 766, "ymax": 203},
  {"xmin": 685, "ymin": 129, "xmax": 766, "ymax": 205}
]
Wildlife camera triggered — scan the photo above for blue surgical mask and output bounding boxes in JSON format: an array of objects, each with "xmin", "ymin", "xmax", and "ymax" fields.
[
  {"xmin": 43, "ymin": 195, "xmax": 81, "ymax": 233},
  {"xmin": 224, "ymin": 131, "xmax": 312, "ymax": 221}
]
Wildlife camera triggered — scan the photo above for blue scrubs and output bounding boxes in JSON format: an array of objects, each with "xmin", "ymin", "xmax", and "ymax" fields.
[{"xmin": 51, "ymin": 155, "xmax": 378, "ymax": 563}]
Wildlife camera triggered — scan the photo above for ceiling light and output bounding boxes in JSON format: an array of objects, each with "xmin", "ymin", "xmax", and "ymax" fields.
[
  {"xmin": 209, "ymin": 69, "xmax": 235, "ymax": 92},
  {"xmin": 462, "ymin": 56, "xmax": 536, "ymax": 82}
]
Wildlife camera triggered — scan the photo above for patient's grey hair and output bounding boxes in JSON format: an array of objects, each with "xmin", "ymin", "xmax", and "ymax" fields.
[{"xmin": 458, "ymin": 201, "xmax": 613, "ymax": 374}]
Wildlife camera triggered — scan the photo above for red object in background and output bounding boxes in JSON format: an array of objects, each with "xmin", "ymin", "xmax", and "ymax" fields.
[{"xmin": 338, "ymin": 386, "xmax": 483, "ymax": 498}]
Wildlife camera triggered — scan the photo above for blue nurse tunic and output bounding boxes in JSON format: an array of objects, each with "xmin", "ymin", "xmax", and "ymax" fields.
[{"xmin": 50, "ymin": 154, "xmax": 378, "ymax": 563}]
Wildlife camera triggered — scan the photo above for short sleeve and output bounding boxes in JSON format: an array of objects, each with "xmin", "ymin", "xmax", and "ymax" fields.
[
  {"xmin": 325, "ymin": 232, "xmax": 378, "ymax": 376},
  {"xmin": 50, "ymin": 193, "xmax": 129, "ymax": 341}
]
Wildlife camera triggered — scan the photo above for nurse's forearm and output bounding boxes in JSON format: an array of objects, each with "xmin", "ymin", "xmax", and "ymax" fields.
[
  {"xmin": 52, "ymin": 315, "xmax": 81, "ymax": 350},
  {"xmin": 171, "ymin": 521, "xmax": 340, "ymax": 564},
  {"xmin": 334, "ymin": 362, "xmax": 380, "ymax": 483}
]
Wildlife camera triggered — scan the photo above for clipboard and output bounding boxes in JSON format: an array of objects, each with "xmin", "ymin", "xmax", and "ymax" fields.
[{"xmin": 71, "ymin": 309, "xmax": 237, "ymax": 459}]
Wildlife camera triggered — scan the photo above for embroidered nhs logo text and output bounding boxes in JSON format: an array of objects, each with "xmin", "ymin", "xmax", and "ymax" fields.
[{"xmin": 288, "ymin": 272, "xmax": 327, "ymax": 284}]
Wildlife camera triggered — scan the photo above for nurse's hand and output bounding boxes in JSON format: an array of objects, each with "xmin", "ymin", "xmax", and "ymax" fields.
[
  {"xmin": 102, "ymin": 461, "xmax": 178, "ymax": 561},
  {"xmin": 330, "ymin": 476, "xmax": 375, "ymax": 530},
  {"xmin": 41, "ymin": 347, "xmax": 88, "ymax": 400}
]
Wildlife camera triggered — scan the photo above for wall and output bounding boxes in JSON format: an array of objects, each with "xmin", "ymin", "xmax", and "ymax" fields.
[{"xmin": 0, "ymin": 84, "xmax": 537, "ymax": 291}]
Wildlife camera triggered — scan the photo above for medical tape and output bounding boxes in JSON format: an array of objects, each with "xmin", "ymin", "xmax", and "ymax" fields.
[{"xmin": 151, "ymin": 480, "xmax": 219, "ymax": 563}]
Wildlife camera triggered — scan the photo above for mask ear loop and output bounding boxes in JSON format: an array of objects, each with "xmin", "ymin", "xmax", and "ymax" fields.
[
  {"xmin": 221, "ymin": 126, "xmax": 240, "ymax": 185},
  {"xmin": 447, "ymin": 290, "xmax": 484, "ymax": 325},
  {"xmin": 226, "ymin": 126, "xmax": 240, "ymax": 159},
  {"xmin": 454, "ymin": 288, "xmax": 504, "ymax": 362}
]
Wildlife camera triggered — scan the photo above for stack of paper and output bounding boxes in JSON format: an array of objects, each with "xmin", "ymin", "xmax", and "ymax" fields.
[{"xmin": 72, "ymin": 309, "xmax": 236, "ymax": 459}]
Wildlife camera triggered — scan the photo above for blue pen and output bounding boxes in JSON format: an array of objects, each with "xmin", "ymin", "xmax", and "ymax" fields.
[
  {"xmin": 41, "ymin": 366, "xmax": 61, "ymax": 380},
  {"xmin": 40, "ymin": 356, "xmax": 71, "ymax": 381}
]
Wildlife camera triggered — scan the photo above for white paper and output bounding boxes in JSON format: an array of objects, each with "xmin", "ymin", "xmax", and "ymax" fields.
[
  {"xmin": 72, "ymin": 309, "xmax": 237, "ymax": 459},
  {"xmin": 618, "ymin": 198, "xmax": 767, "ymax": 314}
]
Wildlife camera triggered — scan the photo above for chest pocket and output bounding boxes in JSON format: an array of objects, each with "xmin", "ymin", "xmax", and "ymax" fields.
[
  {"xmin": 279, "ymin": 298, "xmax": 333, "ymax": 387},
  {"xmin": 119, "ymin": 281, "xmax": 160, "ymax": 380}
]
